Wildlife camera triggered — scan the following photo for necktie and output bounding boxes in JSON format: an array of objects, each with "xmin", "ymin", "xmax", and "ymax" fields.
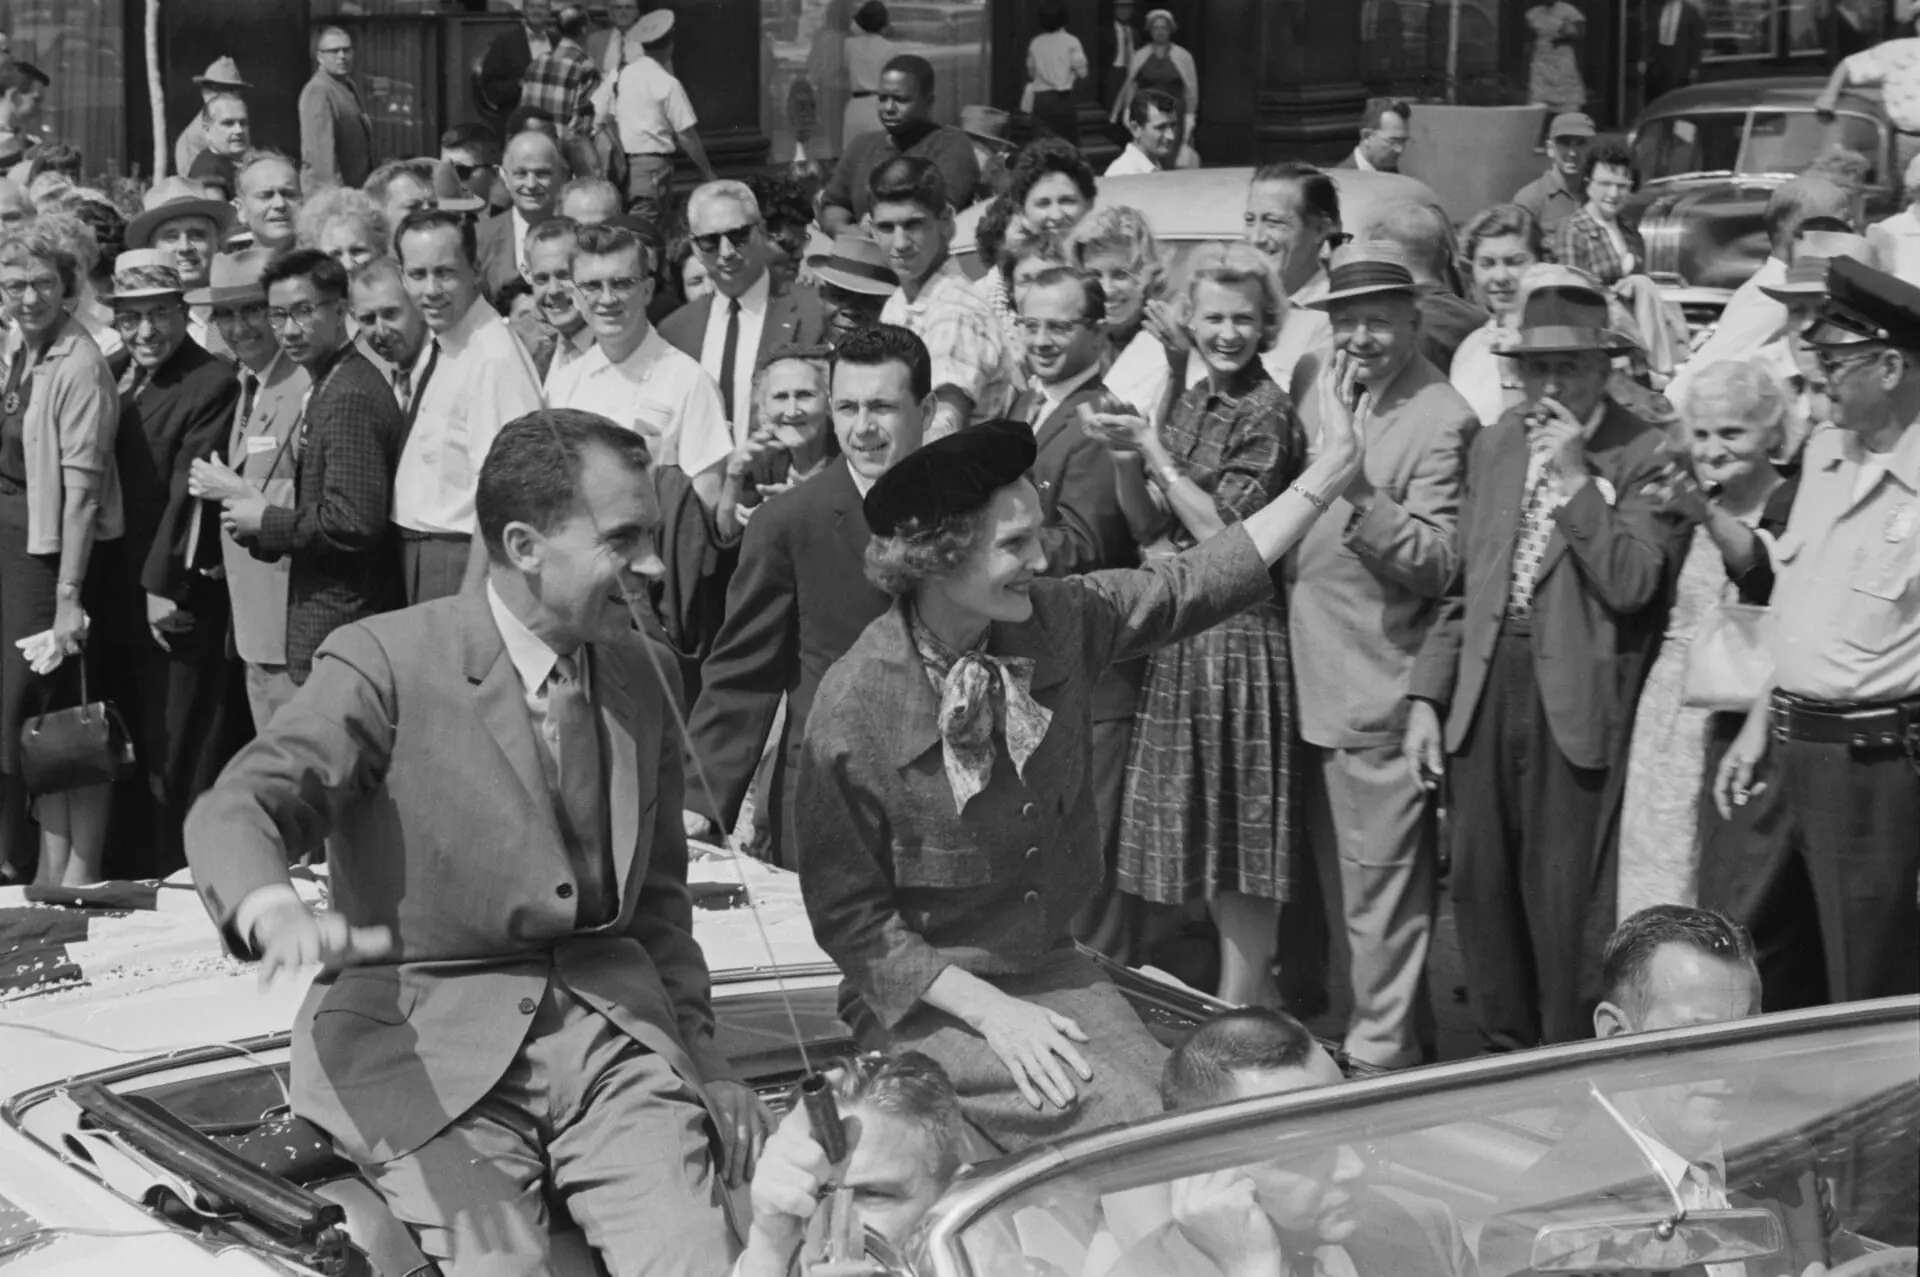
[
  {"xmin": 719, "ymin": 296, "xmax": 742, "ymax": 425},
  {"xmin": 545, "ymin": 653, "xmax": 613, "ymax": 927},
  {"xmin": 402, "ymin": 338, "xmax": 440, "ymax": 446},
  {"xmin": 232, "ymin": 369, "xmax": 257, "ymax": 448},
  {"xmin": 391, "ymin": 364, "xmax": 410, "ymax": 409},
  {"xmin": 1506, "ymin": 461, "xmax": 1558, "ymax": 620}
]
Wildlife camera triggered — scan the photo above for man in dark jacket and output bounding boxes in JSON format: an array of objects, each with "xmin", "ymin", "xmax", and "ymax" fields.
[
  {"xmin": 476, "ymin": 0, "xmax": 553, "ymax": 128},
  {"xmin": 683, "ymin": 324, "xmax": 931, "ymax": 866},
  {"xmin": 298, "ymin": 26, "xmax": 374, "ymax": 190},
  {"xmin": 99, "ymin": 249, "xmax": 247, "ymax": 878},
  {"xmin": 210, "ymin": 250, "xmax": 403, "ymax": 683}
]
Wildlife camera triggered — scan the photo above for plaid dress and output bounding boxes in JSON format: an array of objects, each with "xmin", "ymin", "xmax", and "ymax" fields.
[{"xmin": 1117, "ymin": 361, "xmax": 1304, "ymax": 906}]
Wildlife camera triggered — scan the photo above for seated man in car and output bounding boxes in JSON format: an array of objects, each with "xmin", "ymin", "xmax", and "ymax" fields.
[
  {"xmin": 737, "ymin": 1050, "xmax": 969, "ymax": 1277},
  {"xmin": 1476, "ymin": 905, "xmax": 1867, "ymax": 1277},
  {"xmin": 1110, "ymin": 1008, "xmax": 1477, "ymax": 1277}
]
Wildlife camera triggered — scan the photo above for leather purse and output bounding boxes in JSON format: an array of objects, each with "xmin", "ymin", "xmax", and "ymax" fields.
[
  {"xmin": 1682, "ymin": 597, "xmax": 1774, "ymax": 713},
  {"xmin": 19, "ymin": 659, "xmax": 136, "ymax": 797}
]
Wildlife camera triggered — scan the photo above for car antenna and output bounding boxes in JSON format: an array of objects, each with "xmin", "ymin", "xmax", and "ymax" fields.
[{"xmin": 1585, "ymin": 1083, "xmax": 1690, "ymax": 1238}]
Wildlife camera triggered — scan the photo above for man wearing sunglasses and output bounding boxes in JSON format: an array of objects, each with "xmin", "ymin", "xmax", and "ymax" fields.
[
  {"xmin": 298, "ymin": 25, "xmax": 373, "ymax": 190},
  {"xmin": 183, "ymin": 251, "xmax": 309, "ymax": 729},
  {"xmin": 660, "ymin": 181, "xmax": 828, "ymax": 445}
]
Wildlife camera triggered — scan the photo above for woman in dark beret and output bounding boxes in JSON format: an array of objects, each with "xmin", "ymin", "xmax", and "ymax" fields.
[{"xmin": 796, "ymin": 403, "xmax": 1364, "ymax": 1152}]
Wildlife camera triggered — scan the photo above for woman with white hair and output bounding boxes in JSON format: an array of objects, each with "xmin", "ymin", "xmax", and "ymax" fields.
[
  {"xmin": 715, "ymin": 344, "xmax": 836, "ymax": 540},
  {"xmin": 294, "ymin": 185, "xmax": 389, "ymax": 274},
  {"xmin": 1617, "ymin": 359, "xmax": 1794, "ymax": 919},
  {"xmin": 1068, "ymin": 203, "xmax": 1176, "ymax": 429}
]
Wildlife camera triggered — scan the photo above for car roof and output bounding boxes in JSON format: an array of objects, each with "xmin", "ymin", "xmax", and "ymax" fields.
[
  {"xmin": 1640, "ymin": 75, "xmax": 1884, "ymax": 117},
  {"xmin": 953, "ymin": 165, "xmax": 1445, "ymax": 256}
]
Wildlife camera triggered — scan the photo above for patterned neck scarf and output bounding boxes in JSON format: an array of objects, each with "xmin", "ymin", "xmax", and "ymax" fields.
[{"xmin": 907, "ymin": 606, "xmax": 1053, "ymax": 813}]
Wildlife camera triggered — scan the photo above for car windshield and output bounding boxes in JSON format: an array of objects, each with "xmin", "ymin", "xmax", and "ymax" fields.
[
  {"xmin": 1635, "ymin": 109, "xmax": 1885, "ymax": 184},
  {"xmin": 928, "ymin": 1007, "xmax": 1919, "ymax": 1277}
]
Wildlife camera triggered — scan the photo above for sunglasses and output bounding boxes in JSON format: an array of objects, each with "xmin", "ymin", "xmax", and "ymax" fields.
[{"xmin": 691, "ymin": 224, "xmax": 755, "ymax": 255}]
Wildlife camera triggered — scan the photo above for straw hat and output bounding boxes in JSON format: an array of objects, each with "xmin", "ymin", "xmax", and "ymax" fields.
[
  {"xmin": 125, "ymin": 176, "xmax": 238, "ymax": 250},
  {"xmin": 805, "ymin": 232, "xmax": 899, "ymax": 297},
  {"xmin": 103, "ymin": 248, "xmax": 188, "ymax": 302},
  {"xmin": 183, "ymin": 249, "xmax": 271, "ymax": 308}
]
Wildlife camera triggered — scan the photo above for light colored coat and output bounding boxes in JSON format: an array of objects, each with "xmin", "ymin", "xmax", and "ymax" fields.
[{"xmin": 4, "ymin": 316, "xmax": 122, "ymax": 555}]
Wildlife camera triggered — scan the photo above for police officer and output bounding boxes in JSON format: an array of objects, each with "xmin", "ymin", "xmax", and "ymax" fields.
[{"xmin": 1716, "ymin": 255, "xmax": 1920, "ymax": 1003}]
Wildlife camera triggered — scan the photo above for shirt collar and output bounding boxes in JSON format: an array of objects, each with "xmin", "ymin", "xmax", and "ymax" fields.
[
  {"xmin": 1037, "ymin": 360, "xmax": 1102, "ymax": 413},
  {"xmin": 728, "ymin": 270, "xmax": 771, "ymax": 316},
  {"xmin": 486, "ymin": 580, "xmax": 572, "ymax": 695},
  {"xmin": 1830, "ymin": 414, "xmax": 1920, "ymax": 493},
  {"xmin": 1352, "ymin": 146, "xmax": 1377, "ymax": 172},
  {"xmin": 434, "ymin": 295, "xmax": 496, "ymax": 355},
  {"xmin": 849, "ymin": 464, "xmax": 878, "ymax": 498}
]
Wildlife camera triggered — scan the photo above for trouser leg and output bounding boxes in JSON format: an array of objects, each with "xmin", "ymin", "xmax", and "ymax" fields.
[
  {"xmin": 1779, "ymin": 737, "xmax": 1920, "ymax": 1001},
  {"xmin": 1450, "ymin": 633, "xmax": 1537, "ymax": 1053},
  {"xmin": 1071, "ymin": 715, "xmax": 1140, "ymax": 965},
  {"xmin": 1317, "ymin": 742, "xmax": 1436, "ymax": 1069}
]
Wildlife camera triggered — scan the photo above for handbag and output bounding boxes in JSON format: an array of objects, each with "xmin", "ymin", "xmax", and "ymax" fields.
[
  {"xmin": 19, "ymin": 657, "xmax": 136, "ymax": 797},
  {"xmin": 1682, "ymin": 596, "xmax": 1774, "ymax": 712}
]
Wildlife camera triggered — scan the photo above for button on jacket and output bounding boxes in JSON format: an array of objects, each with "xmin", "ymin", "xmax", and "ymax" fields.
[{"xmin": 798, "ymin": 524, "xmax": 1272, "ymax": 1030}]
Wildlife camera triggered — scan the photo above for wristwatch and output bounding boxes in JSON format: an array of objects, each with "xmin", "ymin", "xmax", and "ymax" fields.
[{"xmin": 56, "ymin": 580, "xmax": 81, "ymax": 601}]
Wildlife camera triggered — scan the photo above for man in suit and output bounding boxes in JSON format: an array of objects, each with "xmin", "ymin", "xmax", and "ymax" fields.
[
  {"xmin": 1288, "ymin": 246, "xmax": 1474, "ymax": 1070},
  {"xmin": 209, "ymin": 250, "xmax": 404, "ymax": 684},
  {"xmin": 1644, "ymin": 0, "xmax": 1708, "ymax": 104},
  {"xmin": 1337, "ymin": 98, "xmax": 1412, "ymax": 174},
  {"xmin": 1008, "ymin": 267, "xmax": 1141, "ymax": 961},
  {"xmin": 683, "ymin": 324, "xmax": 930, "ymax": 866},
  {"xmin": 1405, "ymin": 273, "xmax": 1687, "ymax": 1052},
  {"xmin": 298, "ymin": 26, "xmax": 374, "ymax": 191},
  {"xmin": 477, "ymin": 0, "xmax": 552, "ymax": 129},
  {"xmin": 660, "ymin": 181, "xmax": 829, "ymax": 444},
  {"xmin": 477, "ymin": 130, "xmax": 567, "ymax": 303},
  {"xmin": 1477, "ymin": 904, "xmax": 1868, "ymax": 1277},
  {"xmin": 185, "ymin": 409, "xmax": 764, "ymax": 1276},
  {"xmin": 1111, "ymin": 1007, "xmax": 1476, "ymax": 1277}
]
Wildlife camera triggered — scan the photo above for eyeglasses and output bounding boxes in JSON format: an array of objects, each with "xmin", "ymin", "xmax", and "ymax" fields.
[
  {"xmin": 1812, "ymin": 345, "xmax": 1886, "ymax": 380},
  {"xmin": 112, "ymin": 305, "xmax": 183, "ymax": 333},
  {"xmin": 1013, "ymin": 317, "xmax": 1092, "ymax": 339},
  {"xmin": 318, "ymin": 45, "xmax": 353, "ymax": 56},
  {"xmin": 266, "ymin": 301, "xmax": 335, "ymax": 330},
  {"xmin": 0, "ymin": 275, "xmax": 61, "ymax": 300},
  {"xmin": 211, "ymin": 301, "xmax": 270, "ymax": 326},
  {"xmin": 691, "ymin": 224, "xmax": 756, "ymax": 255},
  {"xmin": 572, "ymin": 276, "xmax": 644, "ymax": 299}
]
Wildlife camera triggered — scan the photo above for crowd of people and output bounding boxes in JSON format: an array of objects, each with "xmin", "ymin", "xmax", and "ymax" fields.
[{"xmin": 0, "ymin": 4, "xmax": 1914, "ymax": 1274}]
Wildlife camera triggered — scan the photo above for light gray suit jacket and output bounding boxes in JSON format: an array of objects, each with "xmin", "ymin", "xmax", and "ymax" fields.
[{"xmin": 185, "ymin": 587, "xmax": 733, "ymax": 1163}]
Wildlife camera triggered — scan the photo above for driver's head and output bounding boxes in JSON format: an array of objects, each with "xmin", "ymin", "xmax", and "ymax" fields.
[
  {"xmin": 833, "ymin": 1050, "xmax": 967, "ymax": 1246},
  {"xmin": 1160, "ymin": 1009, "xmax": 1362, "ymax": 1247},
  {"xmin": 1594, "ymin": 906, "xmax": 1761, "ymax": 1160}
]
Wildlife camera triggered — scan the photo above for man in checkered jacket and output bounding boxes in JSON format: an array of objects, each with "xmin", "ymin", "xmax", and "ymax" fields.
[{"xmin": 519, "ymin": 3, "xmax": 601, "ymax": 136}]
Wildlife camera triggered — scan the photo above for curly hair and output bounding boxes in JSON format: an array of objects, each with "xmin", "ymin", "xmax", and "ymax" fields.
[
  {"xmin": 863, "ymin": 507, "xmax": 988, "ymax": 597},
  {"xmin": 1007, "ymin": 138, "xmax": 1097, "ymax": 218},
  {"xmin": 0, "ymin": 222, "xmax": 81, "ymax": 298},
  {"xmin": 296, "ymin": 184, "xmax": 391, "ymax": 257},
  {"xmin": 1185, "ymin": 239, "xmax": 1287, "ymax": 352},
  {"xmin": 1066, "ymin": 203, "xmax": 1167, "ymax": 297},
  {"xmin": 1677, "ymin": 359, "xmax": 1788, "ymax": 451}
]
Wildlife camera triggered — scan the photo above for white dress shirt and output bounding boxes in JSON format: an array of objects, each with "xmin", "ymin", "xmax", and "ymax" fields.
[
  {"xmin": 698, "ymin": 272, "xmax": 770, "ymax": 444},
  {"xmin": 392, "ymin": 297, "xmax": 546, "ymax": 535},
  {"xmin": 1104, "ymin": 143, "xmax": 1159, "ymax": 177},
  {"xmin": 1105, "ymin": 329, "xmax": 1176, "ymax": 431},
  {"xmin": 511, "ymin": 207, "xmax": 532, "ymax": 279},
  {"xmin": 1027, "ymin": 30, "xmax": 1088, "ymax": 93},
  {"xmin": 545, "ymin": 325, "xmax": 733, "ymax": 478},
  {"xmin": 598, "ymin": 55, "xmax": 697, "ymax": 156}
]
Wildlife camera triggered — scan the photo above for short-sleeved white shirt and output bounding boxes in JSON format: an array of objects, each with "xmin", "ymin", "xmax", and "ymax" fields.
[{"xmin": 545, "ymin": 326, "xmax": 733, "ymax": 478}]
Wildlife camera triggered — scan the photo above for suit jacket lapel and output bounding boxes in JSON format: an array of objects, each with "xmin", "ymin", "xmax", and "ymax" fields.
[
  {"xmin": 826, "ymin": 459, "xmax": 871, "ymax": 566},
  {"xmin": 589, "ymin": 644, "xmax": 651, "ymax": 917},
  {"xmin": 1034, "ymin": 382, "xmax": 1102, "ymax": 457},
  {"xmin": 759, "ymin": 285, "xmax": 802, "ymax": 364},
  {"xmin": 1481, "ymin": 423, "xmax": 1532, "ymax": 583},
  {"xmin": 462, "ymin": 592, "xmax": 563, "ymax": 848}
]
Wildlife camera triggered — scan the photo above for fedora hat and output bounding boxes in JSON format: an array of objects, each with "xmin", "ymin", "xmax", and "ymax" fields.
[
  {"xmin": 1759, "ymin": 231, "xmax": 1878, "ymax": 303},
  {"xmin": 103, "ymin": 248, "xmax": 187, "ymax": 302},
  {"xmin": 805, "ymin": 231, "xmax": 899, "ymax": 297},
  {"xmin": 960, "ymin": 106, "xmax": 1014, "ymax": 153},
  {"xmin": 183, "ymin": 249, "xmax": 271, "ymax": 308},
  {"xmin": 430, "ymin": 158, "xmax": 486, "ymax": 216},
  {"xmin": 1503, "ymin": 267, "xmax": 1636, "ymax": 356},
  {"xmin": 126, "ymin": 176, "xmax": 238, "ymax": 251},
  {"xmin": 1306, "ymin": 243, "xmax": 1418, "ymax": 309},
  {"xmin": 192, "ymin": 56, "xmax": 251, "ymax": 89}
]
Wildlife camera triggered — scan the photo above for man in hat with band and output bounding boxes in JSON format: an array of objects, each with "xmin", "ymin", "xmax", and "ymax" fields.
[
  {"xmin": 805, "ymin": 231, "xmax": 898, "ymax": 342},
  {"xmin": 1715, "ymin": 255, "xmax": 1920, "ymax": 1004},
  {"xmin": 1407, "ymin": 272, "xmax": 1688, "ymax": 1051},
  {"xmin": 97, "ymin": 248, "xmax": 247, "ymax": 877},
  {"xmin": 183, "ymin": 251, "xmax": 309, "ymax": 730},
  {"xmin": 1513, "ymin": 112, "xmax": 1595, "ymax": 249},
  {"xmin": 1288, "ymin": 245, "xmax": 1475, "ymax": 1069},
  {"xmin": 127, "ymin": 177, "xmax": 239, "ymax": 355},
  {"xmin": 174, "ymin": 56, "xmax": 249, "ymax": 180}
]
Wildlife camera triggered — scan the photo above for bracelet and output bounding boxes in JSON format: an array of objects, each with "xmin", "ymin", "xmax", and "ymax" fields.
[
  {"xmin": 1157, "ymin": 464, "xmax": 1182, "ymax": 489},
  {"xmin": 1290, "ymin": 481, "xmax": 1330, "ymax": 513}
]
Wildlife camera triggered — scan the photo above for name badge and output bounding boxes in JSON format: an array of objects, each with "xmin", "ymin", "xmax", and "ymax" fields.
[{"xmin": 246, "ymin": 435, "xmax": 280, "ymax": 454}]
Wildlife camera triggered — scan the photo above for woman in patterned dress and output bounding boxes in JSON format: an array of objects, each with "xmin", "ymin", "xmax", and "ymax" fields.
[
  {"xmin": 1113, "ymin": 241, "xmax": 1306, "ymax": 1009},
  {"xmin": 1618, "ymin": 361, "xmax": 1789, "ymax": 919}
]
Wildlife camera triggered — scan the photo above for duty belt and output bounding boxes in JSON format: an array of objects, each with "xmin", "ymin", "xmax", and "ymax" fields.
[{"xmin": 1770, "ymin": 690, "xmax": 1920, "ymax": 753}]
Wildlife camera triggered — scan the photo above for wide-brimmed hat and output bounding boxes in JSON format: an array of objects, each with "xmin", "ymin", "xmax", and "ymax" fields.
[
  {"xmin": 430, "ymin": 158, "xmax": 486, "ymax": 216},
  {"xmin": 1502, "ymin": 267, "xmax": 1636, "ymax": 356},
  {"xmin": 805, "ymin": 231, "xmax": 899, "ymax": 297},
  {"xmin": 634, "ymin": 9, "xmax": 675, "ymax": 43},
  {"xmin": 1759, "ymin": 231, "xmax": 1878, "ymax": 303},
  {"xmin": 1306, "ymin": 244, "xmax": 1417, "ymax": 309},
  {"xmin": 183, "ymin": 249, "xmax": 271, "ymax": 308},
  {"xmin": 102, "ymin": 248, "xmax": 187, "ymax": 302},
  {"xmin": 960, "ymin": 106, "xmax": 1015, "ymax": 153},
  {"xmin": 192, "ymin": 56, "xmax": 250, "ymax": 89},
  {"xmin": 126, "ymin": 176, "xmax": 238, "ymax": 250}
]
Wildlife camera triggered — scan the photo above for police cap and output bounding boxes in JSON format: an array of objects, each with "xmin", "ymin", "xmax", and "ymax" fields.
[{"xmin": 1800, "ymin": 255, "xmax": 1920, "ymax": 351}]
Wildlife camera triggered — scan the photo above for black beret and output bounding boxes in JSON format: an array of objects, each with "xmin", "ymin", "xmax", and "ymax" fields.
[
  {"xmin": 1802, "ymin": 255, "xmax": 1920, "ymax": 351},
  {"xmin": 862, "ymin": 419, "xmax": 1037, "ymax": 538}
]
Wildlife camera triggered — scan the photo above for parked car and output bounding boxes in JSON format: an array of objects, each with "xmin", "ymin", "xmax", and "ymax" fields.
[{"xmin": 1627, "ymin": 76, "xmax": 1900, "ymax": 333}]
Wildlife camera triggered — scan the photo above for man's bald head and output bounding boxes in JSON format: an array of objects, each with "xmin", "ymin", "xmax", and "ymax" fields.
[{"xmin": 502, "ymin": 131, "xmax": 566, "ymax": 221}]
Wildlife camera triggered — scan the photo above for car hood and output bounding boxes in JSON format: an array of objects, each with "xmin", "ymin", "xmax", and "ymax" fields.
[{"xmin": 1631, "ymin": 178, "xmax": 1775, "ymax": 292}]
